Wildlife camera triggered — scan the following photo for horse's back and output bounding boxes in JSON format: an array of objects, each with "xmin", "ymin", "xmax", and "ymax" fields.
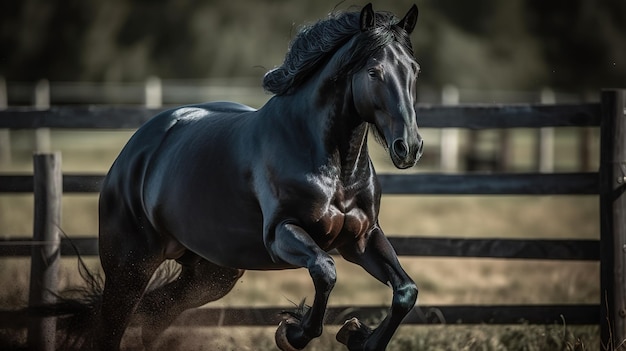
[
  {"xmin": 100, "ymin": 101, "xmax": 271, "ymax": 266},
  {"xmin": 193, "ymin": 101, "xmax": 257, "ymax": 113},
  {"xmin": 103, "ymin": 101, "xmax": 256, "ymax": 194}
]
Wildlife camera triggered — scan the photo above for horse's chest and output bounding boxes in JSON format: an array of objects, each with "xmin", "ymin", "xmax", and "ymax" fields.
[
  {"xmin": 319, "ymin": 204, "xmax": 369, "ymax": 239},
  {"xmin": 311, "ymin": 190, "xmax": 372, "ymax": 249},
  {"xmin": 290, "ymin": 168, "xmax": 374, "ymax": 248}
]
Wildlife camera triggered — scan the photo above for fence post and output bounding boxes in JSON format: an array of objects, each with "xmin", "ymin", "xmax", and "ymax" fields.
[
  {"xmin": 440, "ymin": 85, "xmax": 459, "ymax": 172},
  {"xmin": 145, "ymin": 76, "xmax": 162, "ymax": 108},
  {"xmin": 600, "ymin": 89, "xmax": 626, "ymax": 349},
  {"xmin": 34, "ymin": 79, "xmax": 51, "ymax": 153},
  {"xmin": 0, "ymin": 76, "xmax": 10, "ymax": 166},
  {"xmin": 27, "ymin": 152, "xmax": 62, "ymax": 351},
  {"xmin": 579, "ymin": 91, "xmax": 596, "ymax": 172},
  {"xmin": 536, "ymin": 87, "xmax": 555, "ymax": 173}
]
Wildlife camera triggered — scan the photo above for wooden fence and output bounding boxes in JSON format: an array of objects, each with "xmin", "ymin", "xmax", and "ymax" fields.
[{"xmin": 0, "ymin": 89, "xmax": 624, "ymax": 349}]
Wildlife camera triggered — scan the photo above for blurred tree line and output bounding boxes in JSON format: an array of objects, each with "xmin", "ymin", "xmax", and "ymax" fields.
[{"xmin": 1, "ymin": 0, "xmax": 624, "ymax": 92}]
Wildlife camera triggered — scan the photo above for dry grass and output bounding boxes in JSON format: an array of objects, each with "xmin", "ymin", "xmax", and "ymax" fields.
[{"xmin": 116, "ymin": 324, "xmax": 598, "ymax": 351}]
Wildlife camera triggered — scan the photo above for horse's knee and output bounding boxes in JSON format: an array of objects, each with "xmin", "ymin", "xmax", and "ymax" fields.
[
  {"xmin": 308, "ymin": 256, "xmax": 336, "ymax": 292},
  {"xmin": 393, "ymin": 282, "xmax": 418, "ymax": 314}
]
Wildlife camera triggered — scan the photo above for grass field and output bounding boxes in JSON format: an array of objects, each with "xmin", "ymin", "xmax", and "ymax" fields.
[{"xmin": 0, "ymin": 127, "xmax": 602, "ymax": 350}]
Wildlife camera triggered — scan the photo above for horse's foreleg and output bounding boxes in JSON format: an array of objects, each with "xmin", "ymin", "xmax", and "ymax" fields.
[
  {"xmin": 270, "ymin": 222, "xmax": 337, "ymax": 350},
  {"xmin": 338, "ymin": 227, "xmax": 417, "ymax": 351}
]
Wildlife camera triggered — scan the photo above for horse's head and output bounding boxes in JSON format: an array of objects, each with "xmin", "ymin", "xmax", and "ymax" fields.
[{"xmin": 352, "ymin": 4, "xmax": 423, "ymax": 169}]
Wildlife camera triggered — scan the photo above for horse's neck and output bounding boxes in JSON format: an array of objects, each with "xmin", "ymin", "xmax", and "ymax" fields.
[
  {"xmin": 316, "ymin": 73, "xmax": 369, "ymax": 176},
  {"xmin": 261, "ymin": 44, "xmax": 371, "ymax": 178},
  {"xmin": 278, "ymin": 80, "xmax": 370, "ymax": 178},
  {"xmin": 334, "ymin": 122, "xmax": 371, "ymax": 181}
]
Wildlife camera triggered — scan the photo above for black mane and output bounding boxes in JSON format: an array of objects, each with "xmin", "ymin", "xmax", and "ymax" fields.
[{"xmin": 263, "ymin": 8, "xmax": 414, "ymax": 95}]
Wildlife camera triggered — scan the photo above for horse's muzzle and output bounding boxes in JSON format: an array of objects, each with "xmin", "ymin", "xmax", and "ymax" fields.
[{"xmin": 391, "ymin": 137, "xmax": 423, "ymax": 169}]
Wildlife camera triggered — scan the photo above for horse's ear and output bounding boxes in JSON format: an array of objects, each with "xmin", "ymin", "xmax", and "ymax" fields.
[
  {"xmin": 360, "ymin": 3, "xmax": 375, "ymax": 32},
  {"xmin": 396, "ymin": 4, "xmax": 419, "ymax": 35}
]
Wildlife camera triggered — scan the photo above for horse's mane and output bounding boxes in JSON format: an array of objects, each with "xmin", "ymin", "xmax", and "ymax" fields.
[{"xmin": 263, "ymin": 8, "xmax": 414, "ymax": 95}]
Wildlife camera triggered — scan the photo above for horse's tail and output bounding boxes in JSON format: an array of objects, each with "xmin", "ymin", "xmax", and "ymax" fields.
[
  {"xmin": 56, "ymin": 255, "xmax": 104, "ymax": 351},
  {"xmin": 26, "ymin": 246, "xmax": 104, "ymax": 350},
  {"xmin": 2, "ymin": 241, "xmax": 182, "ymax": 350}
]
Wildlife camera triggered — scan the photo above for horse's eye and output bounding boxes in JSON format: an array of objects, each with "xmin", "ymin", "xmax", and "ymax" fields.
[{"xmin": 368, "ymin": 68, "xmax": 381, "ymax": 79}]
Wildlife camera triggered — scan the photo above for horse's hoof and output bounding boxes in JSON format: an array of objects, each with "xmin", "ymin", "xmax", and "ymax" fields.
[
  {"xmin": 336, "ymin": 317, "xmax": 373, "ymax": 350},
  {"xmin": 275, "ymin": 318, "xmax": 302, "ymax": 351}
]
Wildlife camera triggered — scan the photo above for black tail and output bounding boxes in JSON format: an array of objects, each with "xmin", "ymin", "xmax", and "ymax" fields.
[
  {"xmin": 1, "ymin": 236, "xmax": 183, "ymax": 350},
  {"xmin": 49, "ymin": 250, "xmax": 103, "ymax": 351},
  {"xmin": 0, "ymin": 239, "xmax": 105, "ymax": 351}
]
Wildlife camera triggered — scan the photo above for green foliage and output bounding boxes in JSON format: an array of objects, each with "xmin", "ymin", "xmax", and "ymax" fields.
[{"xmin": 1, "ymin": 0, "xmax": 624, "ymax": 91}]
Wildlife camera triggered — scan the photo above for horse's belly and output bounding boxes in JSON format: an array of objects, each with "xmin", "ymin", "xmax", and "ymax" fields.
[
  {"xmin": 163, "ymin": 204, "xmax": 291, "ymax": 270},
  {"xmin": 142, "ymin": 170, "xmax": 267, "ymax": 268},
  {"xmin": 188, "ymin": 229, "xmax": 294, "ymax": 270}
]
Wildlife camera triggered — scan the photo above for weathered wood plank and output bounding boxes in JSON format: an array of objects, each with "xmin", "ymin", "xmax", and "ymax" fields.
[
  {"xmin": 0, "ymin": 174, "xmax": 103, "ymax": 193},
  {"xmin": 0, "ymin": 173, "xmax": 599, "ymax": 195},
  {"xmin": 0, "ymin": 175, "xmax": 31, "ymax": 192},
  {"xmin": 63, "ymin": 175, "xmax": 103, "ymax": 193},
  {"xmin": 0, "ymin": 103, "xmax": 600, "ymax": 130},
  {"xmin": 379, "ymin": 173, "xmax": 599, "ymax": 195},
  {"xmin": 599, "ymin": 89, "xmax": 626, "ymax": 347},
  {"xmin": 418, "ymin": 103, "xmax": 601, "ymax": 129},
  {"xmin": 0, "ymin": 106, "xmax": 162, "ymax": 129},
  {"xmin": 0, "ymin": 237, "xmax": 98, "ymax": 256},
  {"xmin": 0, "ymin": 237, "xmax": 600, "ymax": 260},
  {"xmin": 389, "ymin": 237, "xmax": 599, "ymax": 261},
  {"xmin": 28, "ymin": 153, "xmax": 62, "ymax": 350}
]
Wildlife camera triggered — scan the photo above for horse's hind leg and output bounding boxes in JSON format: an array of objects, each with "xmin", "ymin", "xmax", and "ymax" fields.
[
  {"xmin": 98, "ymin": 216, "xmax": 164, "ymax": 350},
  {"xmin": 99, "ymin": 251, "xmax": 162, "ymax": 350},
  {"xmin": 137, "ymin": 252, "xmax": 244, "ymax": 349}
]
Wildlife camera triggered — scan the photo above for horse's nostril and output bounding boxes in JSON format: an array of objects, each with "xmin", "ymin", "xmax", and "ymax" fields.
[{"xmin": 392, "ymin": 139, "xmax": 409, "ymax": 159}]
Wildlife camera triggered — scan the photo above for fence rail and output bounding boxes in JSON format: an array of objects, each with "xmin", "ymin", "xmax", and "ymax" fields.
[
  {"xmin": 0, "ymin": 172, "xmax": 600, "ymax": 194},
  {"xmin": 0, "ymin": 236, "xmax": 600, "ymax": 261},
  {"xmin": 0, "ymin": 91, "xmax": 623, "ymax": 349},
  {"xmin": 0, "ymin": 103, "xmax": 600, "ymax": 129}
]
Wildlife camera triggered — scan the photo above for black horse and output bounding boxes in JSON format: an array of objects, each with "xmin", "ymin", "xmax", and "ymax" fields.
[{"xmin": 98, "ymin": 4, "xmax": 422, "ymax": 350}]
